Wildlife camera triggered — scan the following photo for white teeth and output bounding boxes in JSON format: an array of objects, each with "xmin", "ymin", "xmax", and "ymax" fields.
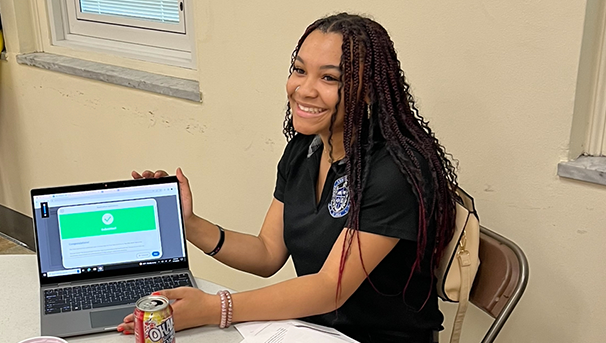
[{"xmin": 298, "ymin": 103, "xmax": 325, "ymax": 114}]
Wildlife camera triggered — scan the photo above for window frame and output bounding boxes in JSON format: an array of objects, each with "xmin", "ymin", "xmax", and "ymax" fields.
[{"xmin": 46, "ymin": 0, "xmax": 195, "ymax": 68}]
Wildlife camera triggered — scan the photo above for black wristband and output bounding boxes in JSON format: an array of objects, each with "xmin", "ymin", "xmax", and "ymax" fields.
[{"xmin": 207, "ymin": 225, "xmax": 225, "ymax": 256}]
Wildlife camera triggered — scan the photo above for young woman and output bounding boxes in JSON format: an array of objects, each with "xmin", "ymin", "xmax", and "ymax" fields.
[{"xmin": 119, "ymin": 13, "xmax": 458, "ymax": 343}]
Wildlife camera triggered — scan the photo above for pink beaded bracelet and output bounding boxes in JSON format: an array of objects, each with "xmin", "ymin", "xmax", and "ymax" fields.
[{"xmin": 217, "ymin": 290, "xmax": 233, "ymax": 328}]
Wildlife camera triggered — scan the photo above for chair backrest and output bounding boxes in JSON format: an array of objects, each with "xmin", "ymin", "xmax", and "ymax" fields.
[{"xmin": 469, "ymin": 226, "xmax": 529, "ymax": 343}]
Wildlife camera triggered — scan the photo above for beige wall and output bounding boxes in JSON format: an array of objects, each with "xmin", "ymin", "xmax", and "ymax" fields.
[{"xmin": 1, "ymin": 1, "xmax": 604, "ymax": 342}]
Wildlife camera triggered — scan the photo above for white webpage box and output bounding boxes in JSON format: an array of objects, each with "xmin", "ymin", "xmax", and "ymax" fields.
[{"xmin": 57, "ymin": 198, "xmax": 163, "ymax": 269}]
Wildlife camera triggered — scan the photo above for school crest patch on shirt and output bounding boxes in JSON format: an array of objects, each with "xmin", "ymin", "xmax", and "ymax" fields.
[{"xmin": 328, "ymin": 175, "xmax": 350, "ymax": 218}]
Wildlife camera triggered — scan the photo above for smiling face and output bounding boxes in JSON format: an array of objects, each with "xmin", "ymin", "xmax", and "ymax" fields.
[{"xmin": 287, "ymin": 30, "xmax": 344, "ymax": 138}]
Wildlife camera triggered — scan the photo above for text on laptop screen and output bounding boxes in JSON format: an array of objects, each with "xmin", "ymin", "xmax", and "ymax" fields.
[{"xmin": 32, "ymin": 182, "xmax": 186, "ymax": 279}]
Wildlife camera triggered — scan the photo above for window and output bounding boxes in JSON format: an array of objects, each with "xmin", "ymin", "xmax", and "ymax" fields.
[
  {"xmin": 558, "ymin": 1, "xmax": 606, "ymax": 186},
  {"xmin": 75, "ymin": 0, "xmax": 184, "ymax": 33},
  {"xmin": 584, "ymin": 33, "xmax": 606, "ymax": 157},
  {"xmin": 47, "ymin": 0, "xmax": 195, "ymax": 68},
  {"xmin": 572, "ymin": 0, "xmax": 606, "ymax": 158}
]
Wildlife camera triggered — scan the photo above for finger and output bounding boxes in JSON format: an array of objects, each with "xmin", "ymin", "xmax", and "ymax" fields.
[
  {"xmin": 152, "ymin": 287, "xmax": 193, "ymax": 301},
  {"xmin": 132, "ymin": 171, "xmax": 143, "ymax": 179},
  {"xmin": 176, "ymin": 168, "xmax": 192, "ymax": 197},
  {"xmin": 152, "ymin": 287, "xmax": 185, "ymax": 301},
  {"xmin": 116, "ymin": 314, "xmax": 134, "ymax": 332},
  {"xmin": 117, "ymin": 322, "xmax": 134, "ymax": 332},
  {"xmin": 176, "ymin": 167, "xmax": 187, "ymax": 182},
  {"xmin": 154, "ymin": 170, "xmax": 169, "ymax": 178},
  {"xmin": 142, "ymin": 170, "xmax": 155, "ymax": 178}
]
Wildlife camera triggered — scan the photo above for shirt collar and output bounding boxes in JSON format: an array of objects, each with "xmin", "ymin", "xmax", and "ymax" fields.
[
  {"xmin": 306, "ymin": 135, "xmax": 347, "ymax": 165},
  {"xmin": 307, "ymin": 135, "xmax": 323, "ymax": 158}
]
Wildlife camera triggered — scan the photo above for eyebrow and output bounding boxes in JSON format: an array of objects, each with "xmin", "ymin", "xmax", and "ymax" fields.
[{"xmin": 296, "ymin": 56, "xmax": 341, "ymax": 72}]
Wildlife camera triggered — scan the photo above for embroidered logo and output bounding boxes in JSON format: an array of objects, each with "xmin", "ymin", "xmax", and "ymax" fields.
[{"xmin": 328, "ymin": 175, "xmax": 350, "ymax": 218}]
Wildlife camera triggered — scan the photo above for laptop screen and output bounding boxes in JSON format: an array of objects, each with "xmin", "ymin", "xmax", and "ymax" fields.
[{"xmin": 31, "ymin": 177, "xmax": 190, "ymax": 285}]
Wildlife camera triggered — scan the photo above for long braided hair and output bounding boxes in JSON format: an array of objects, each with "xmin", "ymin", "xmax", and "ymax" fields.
[{"xmin": 283, "ymin": 13, "xmax": 458, "ymax": 305}]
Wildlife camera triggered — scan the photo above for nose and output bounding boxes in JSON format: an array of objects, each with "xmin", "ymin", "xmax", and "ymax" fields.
[{"xmin": 295, "ymin": 78, "xmax": 318, "ymax": 98}]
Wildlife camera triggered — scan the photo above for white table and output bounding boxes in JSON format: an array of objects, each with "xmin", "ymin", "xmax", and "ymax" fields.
[{"xmin": 1, "ymin": 255, "xmax": 243, "ymax": 343}]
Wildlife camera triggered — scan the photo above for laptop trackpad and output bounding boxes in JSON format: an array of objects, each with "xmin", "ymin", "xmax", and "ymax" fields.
[{"xmin": 90, "ymin": 306, "xmax": 135, "ymax": 328}]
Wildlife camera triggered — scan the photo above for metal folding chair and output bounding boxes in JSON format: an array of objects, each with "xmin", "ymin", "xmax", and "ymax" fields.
[{"xmin": 468, "ymin": 226, "xmax": 529, "ymax": 343}]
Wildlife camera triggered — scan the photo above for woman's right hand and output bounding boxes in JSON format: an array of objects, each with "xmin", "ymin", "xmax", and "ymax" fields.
[{"xmin": 132, "ymin": 168, "xmax": 195, "ymax": 223}]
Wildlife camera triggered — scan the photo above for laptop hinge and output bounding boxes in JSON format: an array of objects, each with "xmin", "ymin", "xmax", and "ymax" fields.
[
  {"xmin": 160, "ymin": 270, "xmax": 174, "ymax": 274},
  {"xmin": 57, "ymin": 282, "xmax": 73, "ymax": 286}
]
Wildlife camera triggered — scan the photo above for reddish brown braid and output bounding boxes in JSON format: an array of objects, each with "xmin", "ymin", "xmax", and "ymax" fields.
[{"xmin": 282, "ymin": 13, "xmax": 458, "ymax": 308}]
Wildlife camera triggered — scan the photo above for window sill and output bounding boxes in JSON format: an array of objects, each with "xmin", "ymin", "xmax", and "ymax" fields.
[
  {"xmin": 558, "ymin": 156, "xmax": 606, "ymax": 186},
  {"xmin": 16, "ymin": 52, "xmax": 201, "ymax": 102}
]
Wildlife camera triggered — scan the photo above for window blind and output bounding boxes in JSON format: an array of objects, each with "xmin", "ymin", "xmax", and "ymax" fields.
[{"xmin": 79, "ymin": 0, "xmax": 181, "ymax": 24}]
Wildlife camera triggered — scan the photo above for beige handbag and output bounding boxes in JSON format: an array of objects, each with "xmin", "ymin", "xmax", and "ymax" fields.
[{"xmin": 435, "ymin": 187, "xmax": 480, "ymax": 343}]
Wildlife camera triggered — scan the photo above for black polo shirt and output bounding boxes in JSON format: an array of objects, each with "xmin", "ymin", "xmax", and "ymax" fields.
[{"xmin": 274, "ymin": 134, "xmax": 443, "ymax": 343}]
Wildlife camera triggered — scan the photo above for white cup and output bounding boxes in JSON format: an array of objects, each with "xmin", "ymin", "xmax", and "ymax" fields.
[{"xmin": 18, "ymin": 337, "xmax": 68, "ymax": 343}]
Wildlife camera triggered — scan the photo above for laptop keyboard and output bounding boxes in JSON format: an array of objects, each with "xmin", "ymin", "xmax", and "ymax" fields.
[{"xmin": 43, "ymin": 274, "xmax": 193, "ymax": 315}]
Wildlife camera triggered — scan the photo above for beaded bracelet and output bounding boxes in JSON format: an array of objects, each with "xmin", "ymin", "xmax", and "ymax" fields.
[
  {"xmin": 207, "ymin": 225, "xmax": 225, "ymax": 256},
  {"xmin": 217, "ymin": 290, "xmax": 233, "ymax": 328}
]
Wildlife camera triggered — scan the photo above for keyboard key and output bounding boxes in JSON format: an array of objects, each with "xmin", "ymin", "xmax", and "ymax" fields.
[
  {"xmin": 46, "ymin": 299, "xmax": 66, "ymax": 306},
  {"xmin": 45, "ymin": 307, "xmax": 61, "ymax": 314}
]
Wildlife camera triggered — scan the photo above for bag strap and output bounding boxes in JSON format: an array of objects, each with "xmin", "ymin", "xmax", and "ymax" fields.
[{"xmin": 449, "ymin": 249, "xmax": 472, "ymax": 343}]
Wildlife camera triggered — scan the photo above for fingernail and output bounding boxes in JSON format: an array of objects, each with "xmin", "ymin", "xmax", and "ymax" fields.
[
  {"xmin": 152, "ymin": 292, "xmax": 160, "ymax": 295},
  {"xmin": 117, "ymin": 327, "xmax": 124, "ymax": 332},
  {"xmin": 124, "ymin": 331, "xmax": 132, "ymax": 335}
]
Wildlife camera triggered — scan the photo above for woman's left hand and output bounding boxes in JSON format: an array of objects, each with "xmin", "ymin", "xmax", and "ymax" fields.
[{"xmin": 117, "ymin": 287, "xmax": 218, "ymax": 334}]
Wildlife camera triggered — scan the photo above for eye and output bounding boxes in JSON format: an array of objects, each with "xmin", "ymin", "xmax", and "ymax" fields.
[
  {"xmin": 293, "ymin": 67, "xmax": 305, "ymax": 75},
  {"xmin": 322, "ymin": 75, "xmax": 340, "ymax": 82}
]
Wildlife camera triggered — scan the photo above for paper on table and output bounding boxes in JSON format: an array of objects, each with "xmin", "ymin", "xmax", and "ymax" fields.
[
  {"xmin": 234, "ymin": 320, "xmax": 359, "ymax": 343},
  {"xmin": 234, "ymin": 321, "xmax": 273, "ymax": 339}
]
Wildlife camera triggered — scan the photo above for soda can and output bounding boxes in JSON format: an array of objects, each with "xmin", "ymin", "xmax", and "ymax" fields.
[{"xmin": 134, "ymin": 295, "xmax": 175, "ymax": 343}]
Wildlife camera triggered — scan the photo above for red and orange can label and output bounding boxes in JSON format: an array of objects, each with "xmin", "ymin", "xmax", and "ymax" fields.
[{"xmin": 134, "ymin": 295, "xmax": 175, "ymax": 343}]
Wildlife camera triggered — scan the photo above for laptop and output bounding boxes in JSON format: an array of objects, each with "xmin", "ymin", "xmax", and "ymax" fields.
[{"xmin": 31, "ymin": 176, "xmax": 198, "ymax": 338}]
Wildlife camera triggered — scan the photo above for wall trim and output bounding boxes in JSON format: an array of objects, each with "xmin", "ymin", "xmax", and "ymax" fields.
[
  {"xmin": 558, "ymin": 155, "xmax": 606, "ymax": 186},
  {"xmin": 16, "ymin": 52, "xmax": 202, "ymax": 102}
]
